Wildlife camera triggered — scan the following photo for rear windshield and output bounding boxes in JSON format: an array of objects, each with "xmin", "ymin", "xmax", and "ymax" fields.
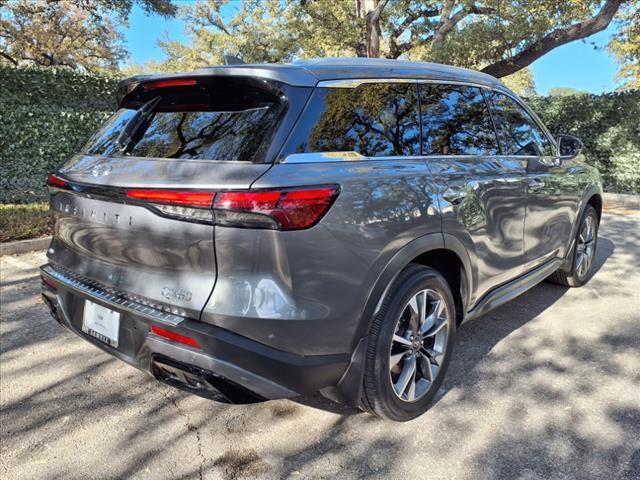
[{"xmin": 82, "ymin": 78, "xmax": 286, "ymax": 162}]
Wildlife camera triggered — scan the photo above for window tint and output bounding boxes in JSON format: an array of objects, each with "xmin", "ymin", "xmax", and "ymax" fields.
[
  {"xmin": 486, "ymin": 91, "xmax": 553, "ymax": 156},
  {"xmin": 82, "ymin": 79, "xmax": 286, "ymax": 162},
  {"xmin": 83, "ymin": 107, "xmax": 283, "ymax": 161},
  {"xmin": 284, "ymin": 83, "xmax": 420, "ymax": 157},
  {"xmin": 418, "ymin": 84, "xmax": 499, "ymax": 156}
]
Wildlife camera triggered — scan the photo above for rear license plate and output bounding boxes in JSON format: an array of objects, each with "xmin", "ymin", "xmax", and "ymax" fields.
[{"xmin": 82, "ymin": 300, "xmax": 120, "ymax": 348}]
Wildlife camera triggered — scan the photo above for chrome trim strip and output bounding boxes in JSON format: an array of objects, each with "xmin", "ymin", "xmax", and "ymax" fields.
[
  {"xmin": 415, "ymin": 79, "xmax": 490, "ymax": 89},
  {"xmin": 317, "ymin": 78, "xmax": 416, "ymax": 88},
  {"xmin": 41, "ymin": 265, "xmax": 185, "ymax": 326},
  {"xmin": 281, "ymin": 151, "xmax": 553, "ymax": 164},
  {"xmin": 283, "ymin": 151, "xmax": 365, "ymax": 163},
  {"xmin": 317, "ymin": 78, "xmax": 492, "ymax": 89}
]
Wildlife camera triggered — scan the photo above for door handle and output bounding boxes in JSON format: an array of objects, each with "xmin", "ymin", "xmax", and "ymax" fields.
[
  {"xmin": 528, "ymin": 178, "xmax": 545, "ymax": 193},
  {"xmin": 442, "ymin": 186, "xmax": 466, "ymax": 205}
]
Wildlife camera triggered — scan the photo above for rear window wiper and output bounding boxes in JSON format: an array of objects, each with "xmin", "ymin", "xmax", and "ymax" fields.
[{"xmin": 116, "ymin": 96, "xmax": 163, "ymax": 153}]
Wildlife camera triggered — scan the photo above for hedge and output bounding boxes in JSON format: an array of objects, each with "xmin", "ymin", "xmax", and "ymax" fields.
[
  {"xmin": 0, "ymin": 66, "xmax": 118, "ymax": 203},
  {"xmin": 1, "ymin": 65, "xmax": 639, "ymax": 203},
  {"xmin": 529, "ymin": 91, "xmax": 640, "ymax": 194}
]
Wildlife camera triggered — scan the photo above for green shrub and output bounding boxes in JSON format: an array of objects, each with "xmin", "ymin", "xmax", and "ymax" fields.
[
  {"xmin": 0, "ymin": 66, "xmax": 118, "ymax": 203},
  {"xmin": 528, "ymin": 91, "xmax": 640, "ymax": 194},
  {"xmin": 0, "ymin": 203, "xmax": 52, "ymax": 242}
]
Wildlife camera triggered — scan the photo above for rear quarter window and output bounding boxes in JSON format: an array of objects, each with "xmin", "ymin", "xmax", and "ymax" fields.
[{"xmin": 283, "ymin": 83, "xmax": 421, "ymax": 157}]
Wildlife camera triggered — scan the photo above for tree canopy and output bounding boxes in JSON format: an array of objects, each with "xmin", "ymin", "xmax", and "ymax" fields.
[
  {"xmin": 1, "ymin": 0, "xmax": 637, "ymax": 91},
  {"xmin": 547, "ymin": 87, "xmax": 588, "ymax": 96},
  {"xmin": 153, "ymin": 0, "xmax": 631, "ymax": 81},
  {"xmin": 608, "ymin": 1, "xmax": 640, "ymax": 89},
  {"xmin": 0, "ymin": 0, "xmax": 176, "ymax": 72}
]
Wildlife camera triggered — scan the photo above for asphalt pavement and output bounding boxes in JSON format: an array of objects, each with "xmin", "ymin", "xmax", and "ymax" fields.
[{"xmin": 1, "ymin": 209, "xmax": 639, "ymax": 480}]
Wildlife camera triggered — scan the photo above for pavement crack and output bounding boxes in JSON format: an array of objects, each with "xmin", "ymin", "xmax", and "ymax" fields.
[{"xmin": 163, "ymin": 391, "xmax": 206, "ymax": 479}]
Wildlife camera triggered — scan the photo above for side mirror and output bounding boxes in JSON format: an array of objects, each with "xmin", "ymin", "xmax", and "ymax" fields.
[{"xmin": 557, "ymin": 134, "xmax": 583, "ymax": 159}]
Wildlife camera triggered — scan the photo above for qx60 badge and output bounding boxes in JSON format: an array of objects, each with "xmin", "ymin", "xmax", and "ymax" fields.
[{"xmin": 161, "ymin": 286, "xmax": 193, "ymax": 302}]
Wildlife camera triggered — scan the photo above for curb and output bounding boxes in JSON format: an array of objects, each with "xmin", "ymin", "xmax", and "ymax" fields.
[
  {"xmin": 1, "ymin": 236, "xmax": 51, "ymax": 256},
  {"xmin": 603, "ymin": 192, "xmax": 640, "ymax": 209}
]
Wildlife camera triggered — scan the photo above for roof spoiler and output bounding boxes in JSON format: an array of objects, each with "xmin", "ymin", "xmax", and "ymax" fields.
[{"xmin": 116, "ymin": 67, "xmax": 318, "ymax": 108}]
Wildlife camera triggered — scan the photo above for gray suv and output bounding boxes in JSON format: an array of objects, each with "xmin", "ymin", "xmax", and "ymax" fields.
[{"xmin": 41, "ymin": 58, "xmax": 602, "ymax": 421}]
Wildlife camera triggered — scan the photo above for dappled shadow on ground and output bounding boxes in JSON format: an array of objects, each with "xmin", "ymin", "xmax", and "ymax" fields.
[{"xmin": 1, "ymin": 214, "xmax": 638, "ymax": 479}]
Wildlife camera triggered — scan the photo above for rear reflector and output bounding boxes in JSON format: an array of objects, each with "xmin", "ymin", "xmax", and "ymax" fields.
[
  {"xmin": 150, "ymin": 326, "xmax": 201, "ymax": 349},
  {"xmin": 126, "ymin": 189, "xmax": 215, "ymax": 208},
  {"xmin": 143, "ymin": 78, "xmax": 197, "ymax": 90},
  {"xmin": 214, "ymin": 186, "xmax": 340, "ymax": 230},
  {"xmin": 47, "ymin": 173, "xmax": 68, "ymax": 189},
  {"xmin": 41, "ymin": 274, "xmax": 58, "ymax": 291}
]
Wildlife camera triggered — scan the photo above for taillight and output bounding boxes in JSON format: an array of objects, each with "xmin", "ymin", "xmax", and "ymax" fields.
[
  {"xmin": 213, "ymin": 185, "xmax": 340, "ymax": 230},
  {"xmin": 121, "ymin": 185, "xmax": 339, "ymax": 229},
  {"xmin": 47, "ymin": 173, "xmax": 68, "ymax": 189},
  {"xmin": 125, "ymin": 189, "xmax": 215, "ymax": 223},
  {"xmin": 142, "ymin": 78, "xmax": 197, "ymax": 90},
  {"xmin": 126, "ymin": 189, "xmax": 215, "ymax": 207},
  {"xmin": 150, "ymin": 325, "xmax": 200, "ymax": 349}
]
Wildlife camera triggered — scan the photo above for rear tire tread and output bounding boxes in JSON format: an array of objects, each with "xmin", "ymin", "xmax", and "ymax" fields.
[
  {"xmin": 361, "ymin": 264, "xmax": 454, "ymax": 421},
  {"xmin": 548, "ymin": 205, "xmax": 598, "ymax": 288}
]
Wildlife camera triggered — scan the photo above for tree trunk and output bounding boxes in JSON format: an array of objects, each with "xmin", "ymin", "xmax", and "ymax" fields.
[
  {"xmin": 362, "ymin": 0, "xmax": 389, "ymax": 58},
  {"xmin": 366, "ymin": 10, "xmax": 381, "ymax": 57}
]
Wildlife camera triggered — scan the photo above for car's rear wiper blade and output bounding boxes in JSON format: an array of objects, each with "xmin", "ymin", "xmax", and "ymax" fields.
[{"xmin": 116, "ymin": 96, "xmax": 162, "ymax": 153}]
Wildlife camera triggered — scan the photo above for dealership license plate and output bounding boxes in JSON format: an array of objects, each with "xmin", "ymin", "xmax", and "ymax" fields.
[{"xmin": 82, "ymin": 300, "xmax": 120, "ymax": 348}]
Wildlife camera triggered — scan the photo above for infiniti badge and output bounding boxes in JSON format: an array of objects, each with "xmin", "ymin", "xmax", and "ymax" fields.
[{"xmin": 91, "ymin": 164, "xmax": 112, "ymax": 177}]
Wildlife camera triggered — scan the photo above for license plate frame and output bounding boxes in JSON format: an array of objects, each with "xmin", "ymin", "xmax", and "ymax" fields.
[{"xmin": 82, "ymin": 300, "xmax": 120, "ymax": 348}]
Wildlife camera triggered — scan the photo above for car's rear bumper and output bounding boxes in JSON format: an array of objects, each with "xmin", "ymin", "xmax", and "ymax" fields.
[{"xmin": 40, "ymin": 264, "xmax": 351, "ymax": 403}]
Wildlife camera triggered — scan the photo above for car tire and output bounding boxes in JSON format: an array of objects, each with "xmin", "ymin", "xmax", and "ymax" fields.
[
  {"xmin": 360, "ymin": 264, "xmax": 456, "ymax": 421},
  {"xmin": 548, "ymin": 205, "xmax": 599, "ymax": 287}
]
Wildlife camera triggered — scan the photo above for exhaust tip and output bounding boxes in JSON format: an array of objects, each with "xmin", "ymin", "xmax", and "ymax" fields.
[{"xmin": 150, "ymin": 355, "xmax": 265, "ymax": 404}]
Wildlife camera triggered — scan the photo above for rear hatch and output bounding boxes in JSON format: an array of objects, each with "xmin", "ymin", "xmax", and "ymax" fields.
[{"xmin": 46, "ymin": 74, "xmax": 307, "ymax": 318}]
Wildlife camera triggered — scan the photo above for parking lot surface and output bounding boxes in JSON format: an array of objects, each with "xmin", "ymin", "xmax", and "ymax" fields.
[{"xmin": 1, "ymin": 210, "xmax": 639, "ymax": 480}]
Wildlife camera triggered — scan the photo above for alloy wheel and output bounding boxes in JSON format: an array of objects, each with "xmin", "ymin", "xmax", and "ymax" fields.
[
  {"xmin": 576, "ymin": 214, "xmax": 596, "ymax": 279},
  {"xmin": 389, "ymin": 289, "xmax": 450, "ymax": 402}
]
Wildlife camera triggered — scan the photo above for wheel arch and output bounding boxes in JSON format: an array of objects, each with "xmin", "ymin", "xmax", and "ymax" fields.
[
  {"xmin": 587, "ymin": 192, "xmax": 603, "ymax": 224},
  {"xmin": 357, "ymin": 233, "xmax": 474, "ymax": 342},
  {"xmin": 562, "ymin": 186, "xmax": 603, "ymax": 272},
  {"xmin": 324, "ymin": 233, "xmax": 474, "ymax": 407}
]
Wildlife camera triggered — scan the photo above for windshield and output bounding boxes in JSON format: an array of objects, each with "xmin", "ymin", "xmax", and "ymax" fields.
[{"xmin": 82, "ymin": 78, "xmax": 286, "ymax": 162}]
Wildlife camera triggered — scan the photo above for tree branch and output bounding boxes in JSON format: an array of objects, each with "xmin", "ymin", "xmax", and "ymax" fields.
[
  {"xmin": 433, "ymin": 3, "xmax": 495, "ymax": 48},
  {"xmin": 388, "ymin": 6, "xmax": 439, "ymax": 58},
  {"xmin": 482, "ymin": 0, "xmax": 625, "ymax": 78},
  {"xmin": 0, "ymin": 51, "xmax": 18, "ymax": 66}
]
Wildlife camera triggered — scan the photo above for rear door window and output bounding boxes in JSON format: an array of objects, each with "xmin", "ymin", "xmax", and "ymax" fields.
[
  {"xmin": 283, "ymin": 83, "xmax": 421, "ymax": 157},
  {"xmin": 485, "ymin": 91, "xmax": 554, "ymax": 156},
  {"xmin": 418, "ymin": 84, "xmax": 500, "ymax": 156},
  {"xmin": 82, "ymin": 78, "xmax": 286, "ymax": 162}
]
